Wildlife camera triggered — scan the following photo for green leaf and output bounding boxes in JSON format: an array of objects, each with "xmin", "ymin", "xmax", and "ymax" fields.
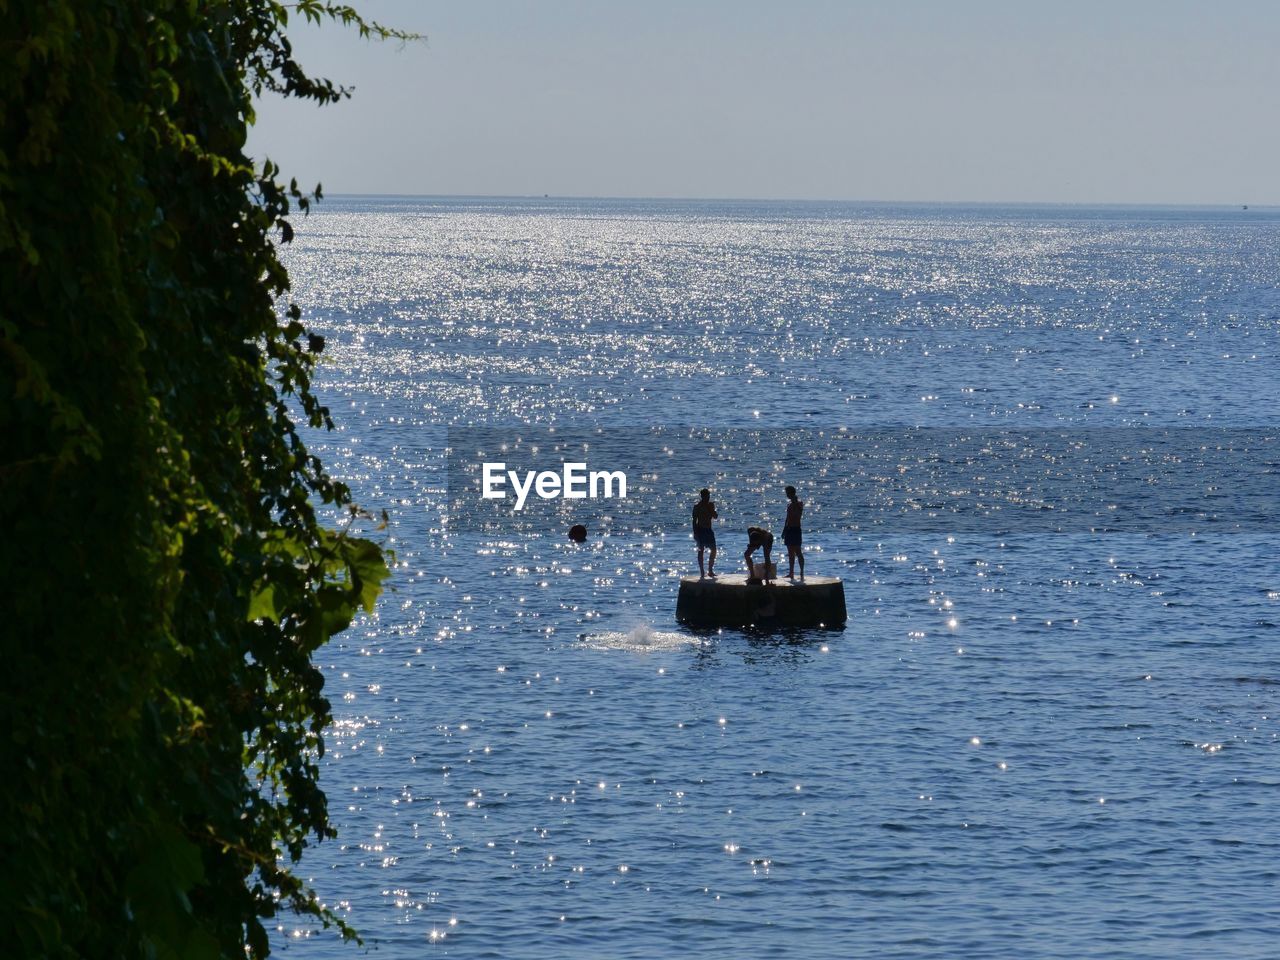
[
  {"xmin": 247, "ymin": 582, "xmax": 278, "ymax": 622},
  {"xmin": 344, "ymin": 536, "xmax": 390, "ymax": 613}
]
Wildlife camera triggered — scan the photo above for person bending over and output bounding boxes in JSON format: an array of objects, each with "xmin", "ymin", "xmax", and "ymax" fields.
[{"xmin": 744, "ymin": 526, "xmax": 774, "ymax": 582}]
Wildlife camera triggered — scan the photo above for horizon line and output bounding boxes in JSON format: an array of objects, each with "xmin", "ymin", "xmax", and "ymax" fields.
[{"xmin": 314, "ymin": 192, "xmax": 1275, "ymax": 210}]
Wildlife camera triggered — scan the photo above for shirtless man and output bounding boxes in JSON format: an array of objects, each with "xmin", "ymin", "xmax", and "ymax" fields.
[
  {"xmin": 783, "ymin": 485, "xmax": 804, "ymax": 578},
  {"xmin": 744, "ymin": 526, "xmax": 774, "ymax": 582},
  {"xmin": 692, "ymin": 488, "xmax": 718, "ymax": 577}
]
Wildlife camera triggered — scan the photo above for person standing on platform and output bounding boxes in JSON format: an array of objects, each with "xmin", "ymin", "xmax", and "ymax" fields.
[
  {"xmin": 783, "ymin": 485, "xmax": 804, "ymax": 579},
  {"xmin": 692, "ymin": 487, "xmax": 718, "ymax": 578}
]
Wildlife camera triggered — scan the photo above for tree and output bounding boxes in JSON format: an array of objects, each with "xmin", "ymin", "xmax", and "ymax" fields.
[{"xmin": 1, "ymin": 2, "xmax": 415, "ymax": 955}]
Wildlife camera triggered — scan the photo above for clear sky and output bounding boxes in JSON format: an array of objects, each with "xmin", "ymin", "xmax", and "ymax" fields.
[{"xmin": 246, "ymin": 0, "xmax": 1280, "ymax": 204}]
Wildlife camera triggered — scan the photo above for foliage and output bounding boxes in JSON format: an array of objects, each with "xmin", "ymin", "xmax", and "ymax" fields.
[{"xmin": 0, "ymin": 1, "xmax": 416, "ymax": 955}]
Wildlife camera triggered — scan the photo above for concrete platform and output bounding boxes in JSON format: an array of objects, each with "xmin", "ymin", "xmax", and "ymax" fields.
[{"xmin": 676, "ymin": 574, "xmax": 847, "ymax": 630}]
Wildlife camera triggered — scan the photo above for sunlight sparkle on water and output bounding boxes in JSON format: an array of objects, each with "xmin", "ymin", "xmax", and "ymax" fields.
[{"xmin": 277, "ymin": 197, "xmax": 1280, "ymax": 959}]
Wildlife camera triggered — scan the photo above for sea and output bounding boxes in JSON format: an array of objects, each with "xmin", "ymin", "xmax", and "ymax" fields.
[{"xmin": 274, "ymin": 197, "xmax": 1280, "ymax": 958}]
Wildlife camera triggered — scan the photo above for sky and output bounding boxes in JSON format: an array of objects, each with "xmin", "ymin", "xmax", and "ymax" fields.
[{"xmin": 246, "ymin": 0, "xmax": 1280, "ymax": 204}]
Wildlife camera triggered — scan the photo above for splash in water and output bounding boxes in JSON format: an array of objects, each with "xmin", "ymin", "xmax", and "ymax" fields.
[{"xmin": 580, "ymin": 621, "xmax": 702, "ymax": 652}]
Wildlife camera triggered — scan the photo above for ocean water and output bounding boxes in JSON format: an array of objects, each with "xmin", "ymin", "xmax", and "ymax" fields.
[{"xmin": 276, "ymin": 198, "xmax": 1280, "ymax": 958}]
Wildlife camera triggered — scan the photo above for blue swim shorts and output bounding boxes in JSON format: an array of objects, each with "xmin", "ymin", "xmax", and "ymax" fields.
[
  {"xmin": 695, "ymin": 527, "xmax": 716, "ymax": 548},
  {"xmin": 783, "ymin": 526, "xmax": 802, "ymax": 547}
]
